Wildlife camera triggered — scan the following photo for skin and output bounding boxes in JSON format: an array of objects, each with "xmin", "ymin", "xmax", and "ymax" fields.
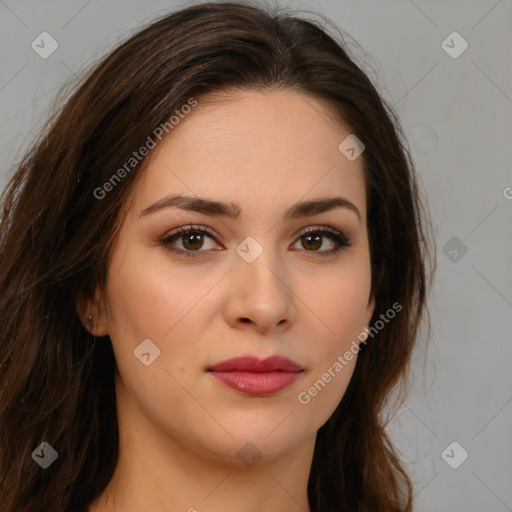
[{"xmin": 80, "ymin": 89, "xmax": 375, "ymax": 512}]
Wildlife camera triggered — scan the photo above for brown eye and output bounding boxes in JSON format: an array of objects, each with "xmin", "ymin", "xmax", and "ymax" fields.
[
  {"xmin": 292, "ymin": 227, "xmax": 350, "ymax": 256},
  {"xmin": 181, "ymin": 232, "xmax": 205, "ymax": 251},
  {"xmin": 301, "ymin": 233, "xmax": 323, "ymax": 251},
  {"xmin": 161, "ymin": 225, "xmax": 350, "ymax": 259},
  {"xmin": 161, "ymin": 226, "xmax": 220, "ymax": 258}
]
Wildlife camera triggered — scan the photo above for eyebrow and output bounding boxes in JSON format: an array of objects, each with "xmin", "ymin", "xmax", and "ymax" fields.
[{"xmin": 139, "ymin": 193, "xmax": 362, "ymax": 223}]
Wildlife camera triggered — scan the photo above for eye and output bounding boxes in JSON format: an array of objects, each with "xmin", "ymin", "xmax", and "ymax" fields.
[
  {"xmin": 291, "ymin": 227, "xmax": 350, "ymax": 256},
  {"xmin": 160, "ymin": 225, "xmax": 222, "ymax": 258},
  {"xmin": 160, "ymin": 225, "xmax": 350, "ymax": 259}
]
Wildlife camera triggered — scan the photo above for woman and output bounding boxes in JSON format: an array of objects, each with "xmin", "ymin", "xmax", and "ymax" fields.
[{"xmin": 0, "ymin": 2, "xmax": 436, "ymax": 511}]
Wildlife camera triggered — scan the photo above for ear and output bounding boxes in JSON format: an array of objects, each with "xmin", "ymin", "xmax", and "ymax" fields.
[
  {"xmin": 75, "ymin": 285, "xmax": 109, "ymax": 337},
  {"xmin": 357, "ymin": 293, "xmax": 376, "ymax": 346},
  {"xmin": 364, "ymin": 293, "xmax": 376, "ymax": 327}
]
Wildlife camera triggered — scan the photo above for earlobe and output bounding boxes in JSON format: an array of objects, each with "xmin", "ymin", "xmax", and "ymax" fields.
[
  {"xmin": 75, "ymin": 286, "xmax": 109, "ymax": 336},
  {"xmin": 75, "ymin": 293, "xmax": 90, "ymax": 331}
]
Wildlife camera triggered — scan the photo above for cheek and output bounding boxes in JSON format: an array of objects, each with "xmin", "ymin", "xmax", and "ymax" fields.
[
  {"xmin": 295, "ymin": 264, "xmax": 370, "ymax": 420},
  {"xmin": 102, "ymin": 250, "xmax": 203, "ymax": 386},
  {"xmin": 107, "ymin": 271, "xmax": 178, "ymax": 339},
  {"xmin": 306, "ymin": 265, "xmax": 371, "ymax": 343},
  {"xmin": 105, "ymin": 243, "xmax": 205, "ymax": 340}
]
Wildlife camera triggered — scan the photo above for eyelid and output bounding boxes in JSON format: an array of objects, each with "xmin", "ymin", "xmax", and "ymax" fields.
[
  {"xmin": 298, "ymin": 225, "xmax": 344, "ymax": 238},
  {"xmin": 162, "ymin": 224, "xmax": 345, "ymax": 241},
  {"xmin": 163, "ymin": 224, "xmax": 220, "ymax": 242}
]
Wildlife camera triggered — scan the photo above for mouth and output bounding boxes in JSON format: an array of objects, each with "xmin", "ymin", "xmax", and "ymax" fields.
[{"xmin": 206, "ymin": 355, "xmax": 304, "ymax": 397}]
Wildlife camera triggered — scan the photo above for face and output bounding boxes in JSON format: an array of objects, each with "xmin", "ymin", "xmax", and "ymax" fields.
[{"xmin": 84, "ymin": 89, "xmax": 375, "ymax": 466}]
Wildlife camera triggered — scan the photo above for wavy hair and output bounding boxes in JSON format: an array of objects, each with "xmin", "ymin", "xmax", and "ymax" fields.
[{"xmin": 0, "ymin": 2, "xmax": 435, "ymax": 511}]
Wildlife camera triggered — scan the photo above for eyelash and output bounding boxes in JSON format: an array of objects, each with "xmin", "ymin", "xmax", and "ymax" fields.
[{"xmin": 160, "ymin": 224, "xmax": 351, "ymax": 259}]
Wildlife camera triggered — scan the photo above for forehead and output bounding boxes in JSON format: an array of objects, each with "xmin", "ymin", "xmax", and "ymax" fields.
[{"xmin": 127, "ymin": 89, "xmax": 367, "ymax": 222}]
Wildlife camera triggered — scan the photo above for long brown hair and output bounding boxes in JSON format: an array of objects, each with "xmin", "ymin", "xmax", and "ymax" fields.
[{"xmin": 0, "ymin": 2, "xmax": 435, "ymax": 511}]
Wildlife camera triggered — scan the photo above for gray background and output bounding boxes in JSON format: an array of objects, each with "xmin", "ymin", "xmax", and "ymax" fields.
[{"xmin": 1, "ymin": 1, "xmax": 511, "ymax": 510}]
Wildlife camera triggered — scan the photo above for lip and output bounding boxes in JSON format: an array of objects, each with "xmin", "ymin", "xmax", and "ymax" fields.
[
  {"xmin": 208, "ymin": 355, "xmax": 303, "ymax": 373},
  {"xmin": 207, "ymin": 356, "xmax": 304, "ymax": 397}
]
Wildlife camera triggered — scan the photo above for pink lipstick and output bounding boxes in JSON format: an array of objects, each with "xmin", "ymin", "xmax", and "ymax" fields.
[{"xmin": 207, "ymin": 355, "xmax": 304, "ymax": 397}]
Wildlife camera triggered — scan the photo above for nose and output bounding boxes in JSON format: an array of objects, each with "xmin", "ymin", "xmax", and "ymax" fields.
[{"xmin": 223, "ymin": 248, "xmax": 296, "ymax": 334}]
